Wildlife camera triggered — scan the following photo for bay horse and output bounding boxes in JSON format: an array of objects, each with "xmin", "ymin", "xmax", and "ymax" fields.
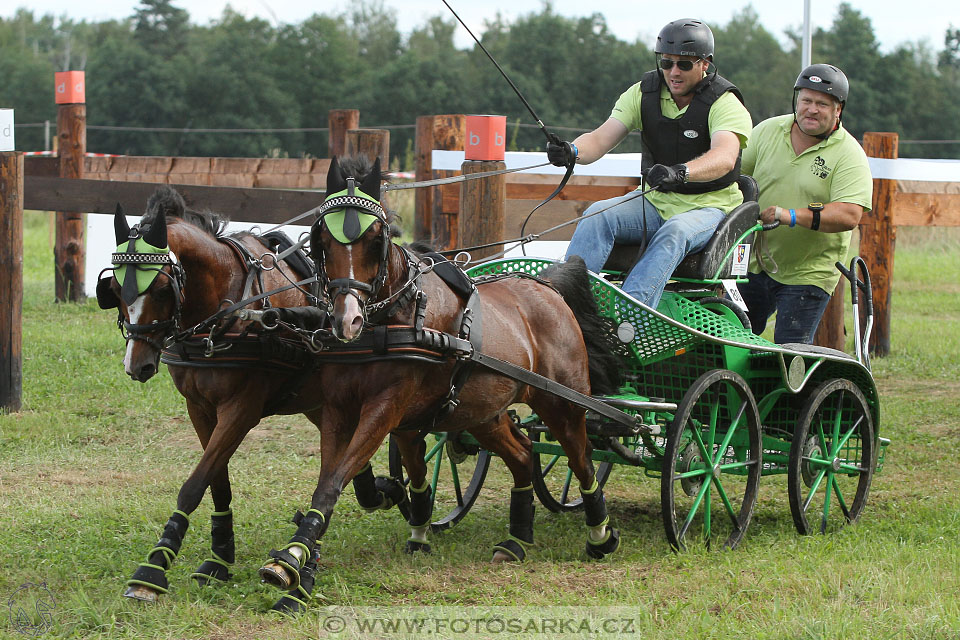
[
  {"xmin": 257, "ymin": 156, "xmax": 623, "ymax": 594},
  {"xmin": 98, "ymin": 186, "xmax": 404, "ymax": 614}
]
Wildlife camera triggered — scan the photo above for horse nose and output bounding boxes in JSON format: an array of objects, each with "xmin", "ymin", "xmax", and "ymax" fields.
[{"xmin": 132, "ymin": 362, "xmax": 157, "ymax": 383}]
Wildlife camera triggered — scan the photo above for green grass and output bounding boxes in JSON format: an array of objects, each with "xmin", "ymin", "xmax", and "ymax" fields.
[{"xmin": 2, "ymin": 214, "xmax": 960, "ymax": 638}]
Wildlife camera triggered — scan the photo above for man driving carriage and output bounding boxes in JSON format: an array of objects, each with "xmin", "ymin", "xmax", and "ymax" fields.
[
  {"xmin": 737, "ymin": 63, "xmax": 873, "ymax": 344},
  {"xmin": 547, "ymin": 18, "xmax": 753, "ymax": 309}
]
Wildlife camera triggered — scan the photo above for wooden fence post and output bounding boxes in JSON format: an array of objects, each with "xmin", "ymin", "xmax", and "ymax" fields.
[
  {"xmin": 414, "ymin": 115, "xmax": 465, "ymax": 244},
  {"xmin": 1, "ymin": 151, "xmax": 23, "ymax": 412},
  {"xmin": 813, "ymin": 284, "xmax": 845, "ymax": 351},
  {"xmin": 459, "ymin": 160, "xmax": 506, "ymax": 261},
  {"xmin": 345, "ymin": 128, "xmax": 390, "ymax": 168},
  {"xmin": 328, "ymin": 109, "xmax": 359, "ymax": 160},
  {"xmin": 861, "ymin": 132, "xmax": 898, "ymax": 357},
  {"xmin": 54, "ymin": 71, "xmax": 87, "ymax": 302}
]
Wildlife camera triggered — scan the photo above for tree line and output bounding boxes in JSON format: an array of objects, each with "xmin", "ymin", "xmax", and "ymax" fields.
[{"xmin": 2, "ymin": 0, "xmax": 959, "ymax": 162}]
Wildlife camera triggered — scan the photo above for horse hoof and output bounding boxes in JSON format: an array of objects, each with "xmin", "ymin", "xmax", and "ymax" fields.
[
  {"xmin": 585, "ymin": 527, "xmax": 621, "ymax": 560},
  {"xmin": 404, "ymin": 540, "xmax": 431, "ymax": 554},
  {"xmin": 491, "ymin": 550, "xmax": 515, "ymax": 564},
  {"xmin": 259, "ymin": 562, "xmax": 293, "ymax": 590},
  {"xmin": 122, "ymin": 585, "xmax": 158, "ymax": 603}
]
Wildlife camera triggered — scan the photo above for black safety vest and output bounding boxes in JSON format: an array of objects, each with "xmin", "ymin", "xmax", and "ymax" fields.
[{"xmin": 639, "ymin": 70, "xmax": 745, "ymax": 195}]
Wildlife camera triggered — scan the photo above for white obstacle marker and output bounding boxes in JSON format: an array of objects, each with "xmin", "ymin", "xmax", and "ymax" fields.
[{"xmin": 0, "ymin": 109, "xmax": 14, "ymax": 152}]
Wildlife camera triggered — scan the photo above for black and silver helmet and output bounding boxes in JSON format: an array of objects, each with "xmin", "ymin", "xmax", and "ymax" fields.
[
  {"xmin": 794, "ymin": 63, "xmax": 849, "ymax": 105},
  {"xmin": 655, "ymin": 19, "xmax": 714, "ymax": 60}
]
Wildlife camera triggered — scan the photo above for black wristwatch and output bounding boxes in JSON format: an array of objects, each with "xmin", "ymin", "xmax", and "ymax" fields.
[
  {"xmin": 809, "ymin": 202, "xmax": 824, "ymax": 231},
  {"xmin": 677, "ymin": 163, "xmax": 689, "ymax": 183}
]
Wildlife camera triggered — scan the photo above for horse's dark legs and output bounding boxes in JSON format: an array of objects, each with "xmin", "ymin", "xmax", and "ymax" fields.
[
  {"xmin": 392, "ymin": 433, "xmax": 432, "ymax": 553},
  {"xmin": 259, "ymin": 402, "xmax": 394, "ymax": 595},
  {"xmin": 124, "ymin": 397, "xmax": 259, "ymax": 602},
  {"xmin": 534, "ymin": 394, "xmax": 620, "ymax": 559},
  {"xmin": 469, "ymin": 414, "xmax": 536, "ymax": 563}
]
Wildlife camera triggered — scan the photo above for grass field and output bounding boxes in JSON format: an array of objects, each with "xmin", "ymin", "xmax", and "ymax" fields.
[{"xmin": 2, "ymin": 213, "xmax": 959, "ymax": 639}]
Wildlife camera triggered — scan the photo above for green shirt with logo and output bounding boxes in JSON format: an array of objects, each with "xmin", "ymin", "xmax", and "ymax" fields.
[
  {"xmin": 741, "ymin": 114, "xmax": 872, "ymax": 293},
  {"xmin": 609, "ymin": 81, "xmax": 753, "ymax": 219}
]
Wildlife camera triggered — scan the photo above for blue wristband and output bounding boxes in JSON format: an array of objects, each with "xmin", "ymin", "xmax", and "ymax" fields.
[
  {"xmin": 570, "ymin": 142, "xmax": 578, "ymax": 161},
  {"xmin": 789, "ymin": 209, "xmax": 797, "ymax": 227}
]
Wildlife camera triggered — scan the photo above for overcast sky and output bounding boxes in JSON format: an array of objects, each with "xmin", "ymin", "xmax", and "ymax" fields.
[{"xmin": 2, "ymin": 1, "xmax": 956, "ymax": 55}]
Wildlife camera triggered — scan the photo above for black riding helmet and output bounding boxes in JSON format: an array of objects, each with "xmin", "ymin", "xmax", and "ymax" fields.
[
  {"xmin": 793, "ymin": 63, "xmax": 849, "ymax": 138},
  {"xmin": 655, "ymin": 19, "xmax": 714, "ymax": 60}
]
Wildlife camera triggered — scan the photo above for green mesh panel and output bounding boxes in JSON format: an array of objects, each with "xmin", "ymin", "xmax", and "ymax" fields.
[{"xmin": 467, "ymin": 257, "xmax": 883, "ymax": 451}]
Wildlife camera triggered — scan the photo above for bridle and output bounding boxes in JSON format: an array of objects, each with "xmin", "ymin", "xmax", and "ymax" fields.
[
  {"xmin": 100, "ymin": 228, "xmax": 187, "ymax": 352},
  {"xmin": 313, "ymin": 178, "xmax": 393, "ymax": 321}
]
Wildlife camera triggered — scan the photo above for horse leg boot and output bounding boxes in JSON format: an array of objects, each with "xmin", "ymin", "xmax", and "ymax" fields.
[
  {"xmin": 492, "ymin": 484, "xmax": 535, "ymax": 563},
  {"xmin": 582, "ymin": 477, "xmax": 620, "ymax": 559},
  {"xmin": 191, "ymin": 510, "xmax": 234, "ymax": 585},
  {"xmin": 124, "ymin": 510, "xmax": 189, "ymax": 602},
  {"xmin": 259, "ymin": 507, "xmax": 329, "ymax": 592},
  {"xmin": 405, "ymin": 479, "xmax": 434, "ymax": 554},
  {"xmin": 270, "ymin": 535, "xmax": 322, "ymax": 616},
  {"xmin": 352, "ymin": 463, "xmax": 408, "ymax": 513}
]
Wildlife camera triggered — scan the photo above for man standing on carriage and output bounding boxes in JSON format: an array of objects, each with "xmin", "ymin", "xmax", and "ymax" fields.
[
  {"xmin": 547, "ymin": 18, "xmax": 753, "ymax": 310},
  {"xmin": 736, "ymin": 64, "xmax": 873, "ymax": 344}
]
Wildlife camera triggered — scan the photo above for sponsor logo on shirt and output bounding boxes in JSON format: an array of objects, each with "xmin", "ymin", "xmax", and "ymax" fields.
[{"xmin": 810, "ymin": 155, "xmax": 832, "ymax": 179}]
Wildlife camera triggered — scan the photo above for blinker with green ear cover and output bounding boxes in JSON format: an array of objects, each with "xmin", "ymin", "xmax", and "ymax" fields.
[{"xmin": 318, "ymin": 156, "xmax": 386, "ymax": 244}]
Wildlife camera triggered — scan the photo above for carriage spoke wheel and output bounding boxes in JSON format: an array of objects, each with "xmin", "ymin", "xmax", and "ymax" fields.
[
  {"xmin": 389, "ymin": 433, "xmax": 491, "ymax": 532},
  {"xmin": 661, "ymin": 369, "xmax": 762, "ymax": 551},
  {"xmin": 529, "ymin": 429, "xmax": 613, "ymax": 512},
  {"xmin": 788, "ymin": 379, "xmax": 875, "ymax": 535}
]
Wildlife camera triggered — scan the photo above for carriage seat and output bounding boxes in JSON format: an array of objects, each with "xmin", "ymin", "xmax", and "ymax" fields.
[{"xmin": 602, "ymin": 175, "xmax": 760, "ymax": 281}]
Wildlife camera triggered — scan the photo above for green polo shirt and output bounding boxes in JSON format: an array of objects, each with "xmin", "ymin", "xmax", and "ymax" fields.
[
  {"xmin": 741, "ymin": 114, "xmax": 872, "ymax": 293},
  {"xmin": 610, "ymin": 80, "xmax": 753, "ymax": 219}
]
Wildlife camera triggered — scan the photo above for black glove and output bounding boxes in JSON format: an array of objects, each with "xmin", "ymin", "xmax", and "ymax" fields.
[
  {"xmin": 645, "ymin": 163, "xmax": 688, "ymax": 191},
  {"xmin": 546, "ymin": 135, "xmax": 577, "ymax": 168}
]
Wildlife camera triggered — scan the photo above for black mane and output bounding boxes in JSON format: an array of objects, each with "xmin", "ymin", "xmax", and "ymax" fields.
[{"xmin": 140, "ymin": 185, "xmax": 229, "ymax": 238}]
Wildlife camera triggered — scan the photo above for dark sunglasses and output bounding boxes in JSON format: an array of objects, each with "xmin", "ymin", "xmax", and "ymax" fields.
[{"xmin": 659, "ymin": 58, "xmax": 701, "ymax": 71}]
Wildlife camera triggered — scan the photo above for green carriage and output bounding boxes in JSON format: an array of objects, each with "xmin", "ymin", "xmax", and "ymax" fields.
[{"xmin": 394, "ymin": 207, "xmax": 888, "ymax": 551}]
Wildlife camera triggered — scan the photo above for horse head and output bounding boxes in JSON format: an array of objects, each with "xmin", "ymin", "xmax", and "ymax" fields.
[
  {"xmin": 97, "ymin": 187, "xmax": 188, "ymax": 382},
  {"xmin": 310, "ymin": 155, "xmax": 391, "ymax": 342}
]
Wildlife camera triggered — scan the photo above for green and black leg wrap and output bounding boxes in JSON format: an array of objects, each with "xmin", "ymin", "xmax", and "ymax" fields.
[
  {"xmin": 271, "ymin": 545, "xmax": 321, "ymax": 616},
  {"xmin": 492, "ymin": 485, "xmax": 535, "ymax": 562},
  {"xmin": 127, "ymin": 510, "xmax": 189, "ymax": 594},
  {"xmin": 353, "ymin": 464, "xmax": 407, "ymax": 512},
  {"xmin": 267, "ymin": 509, "xmax": 326, "ymax": 591},
  {"xmin": 405, "ymin": 480, "xmax": 434, "ymax": 554},
  {"xmin": 192, "ymin": 510, "xmax": 234, "ymax": 585},
  {"xmin": 582, "ymin": 479, "xmax": 620, "ymax": 559}
]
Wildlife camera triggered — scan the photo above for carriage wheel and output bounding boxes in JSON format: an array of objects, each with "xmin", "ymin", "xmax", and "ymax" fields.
[
  {"xmin": 661, "ymin": 369, "xmax": 762, "ymax": 551},
  {"xmin": 389, "ymin": 432, "xmax": 491, "ymax": 532},
  {"xmin": 530, "ymin": 429, "xmax": 614, "ymax": 513},
  {"xmin": 700, "ymin": 296, "xmax": 752, "ymax": 332},
  {"xmin": 788, "ymin": 379, "xmax": 875, "ymax": 535}
]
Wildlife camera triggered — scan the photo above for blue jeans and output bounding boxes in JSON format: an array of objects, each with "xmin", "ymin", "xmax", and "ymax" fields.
[
  {"xmin": 737, "ymin": 271, "xmax": 832, "ymax": 344},
  {"xmin": 564, "ymin": 191, "xmax": 725, "ymax": 309}
]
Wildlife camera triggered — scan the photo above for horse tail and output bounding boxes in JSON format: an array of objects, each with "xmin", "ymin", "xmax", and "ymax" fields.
[{"xmin": 540, "ymin": 256, "xmax": 621, "ymax": 396}]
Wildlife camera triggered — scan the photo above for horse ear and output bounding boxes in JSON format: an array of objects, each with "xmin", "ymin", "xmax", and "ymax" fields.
[
  {"xmin": 361, "ymin": 157, "xmax": 381, "ymax": 201},
  {"xmin": 326, "ymin": 156, "xmax": 347, "ymax": 194},
  {"xmin": 114, "ymin": 204, "xmax": 130, "ymax": 244},
  {"xmin": 143, "ymin": 209, "xmax": 168, "ymax": 248}
]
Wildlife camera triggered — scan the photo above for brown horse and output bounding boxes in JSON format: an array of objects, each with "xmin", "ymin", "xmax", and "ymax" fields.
[
  {"xmin": 257, "ymin": 156, "xmax": 623, "ymax": 594},
  {"xmin": 98, "ymin": 186, "xmax": 404, "ymax": 614}
]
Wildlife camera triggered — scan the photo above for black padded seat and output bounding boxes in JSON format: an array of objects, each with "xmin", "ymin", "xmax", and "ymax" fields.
[{"xmin": 601, "ymin": 175, "xmax": 760, "ymax": 281}]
